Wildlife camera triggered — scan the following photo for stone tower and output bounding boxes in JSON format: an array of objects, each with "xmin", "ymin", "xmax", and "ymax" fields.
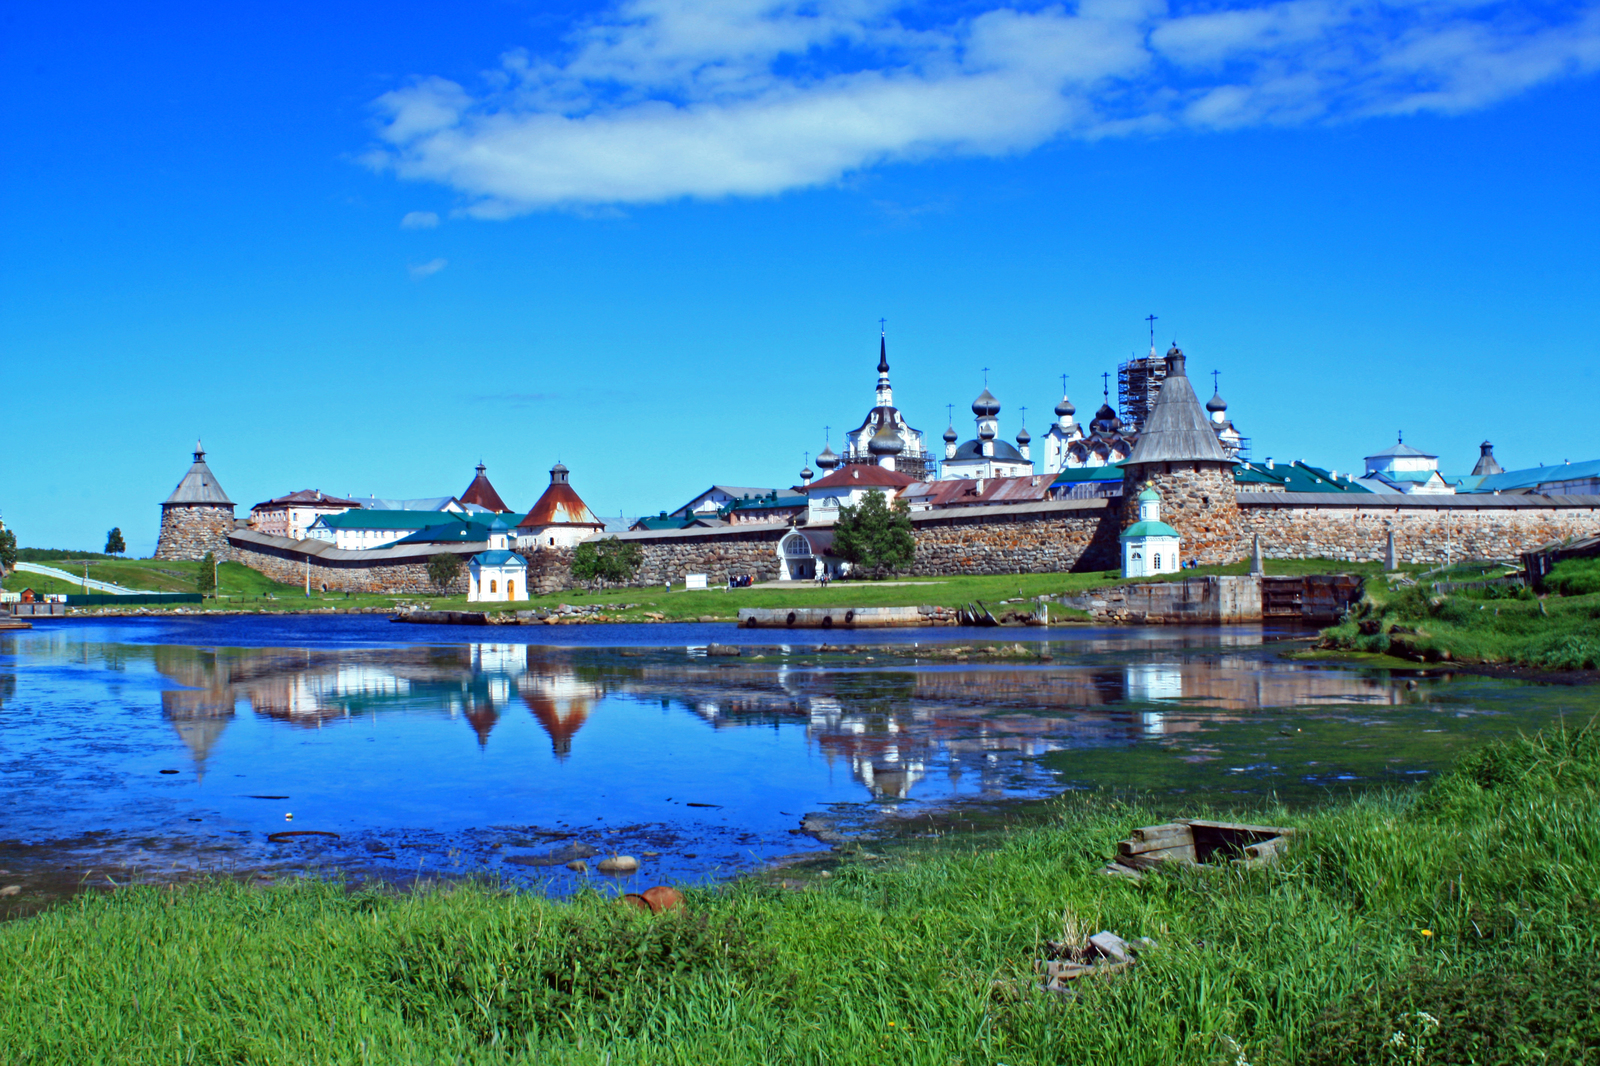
[
  {"xmin": 155, "ymin": 440, "xmax": 236, "ymax": 560},
  {"xmin": 1120, "ymin": 346, "xmax": 1241, "ymax": 565}
]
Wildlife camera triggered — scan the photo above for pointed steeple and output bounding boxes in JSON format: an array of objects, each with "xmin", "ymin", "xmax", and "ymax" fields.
[{"xmin": 874, "ymin": 325, "xmax": 893, "ymax": 407}]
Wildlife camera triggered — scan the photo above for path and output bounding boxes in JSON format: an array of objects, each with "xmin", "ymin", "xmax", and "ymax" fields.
[{"xmin": 14, "ymin": 561, "xmax": 139, "ymax": 595}]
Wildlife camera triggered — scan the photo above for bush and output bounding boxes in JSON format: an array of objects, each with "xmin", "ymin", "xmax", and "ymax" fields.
[
  {"xmin": 196, "ymin": 552, "xmax": 216, "ymax": 596},
  {"xmin": 426, "ymin": 552, "xmax": 462, "ymax": 593},
  {"xmin": 571, "ymin": 537, "xmax": 643, "ymax": 587},
  {"xmin": 833, "ymin": 489, "xmax": 915, "ymax": 578}
]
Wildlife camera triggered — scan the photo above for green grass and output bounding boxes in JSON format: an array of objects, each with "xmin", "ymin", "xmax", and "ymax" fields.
[
  {"xmin": 1322, "ymin": 574, "xmax": 1600, "ymax": 670},
  {"xmin": 5, "ymin": 559, "xmax": 303, "ymax": 600},
  {"xmin": 3, "ymin": 723, "xmax": 1598, "ymax": 1064}
]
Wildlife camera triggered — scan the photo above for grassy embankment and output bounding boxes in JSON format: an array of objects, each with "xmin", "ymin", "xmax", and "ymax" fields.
[
  {"xmin": 1319, "ymin": 557, "xmax": 1600, "ymax": 670},
  {"xmin": 3, "ymin": 724, "xmax": 1598, "ymax": 1064},
  {"xmin": 26, "ymin": 555, "xmax": 1400, "ymax": 622},
  {"xmin": 3, "ymin": 558, "xmax": 301, "ymax": 600}
]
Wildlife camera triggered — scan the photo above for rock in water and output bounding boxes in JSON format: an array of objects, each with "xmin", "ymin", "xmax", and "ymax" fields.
[
  {"xmin": 706, "ymin": 643, "xmax": 741, "ymax": 656},
  {"xmin": 565, "ymin": 860, "xmax": 588, "ymax": 873},
  {"xmin": 597, "ymin": 855, "xmax": 640, "ymax": 874}
]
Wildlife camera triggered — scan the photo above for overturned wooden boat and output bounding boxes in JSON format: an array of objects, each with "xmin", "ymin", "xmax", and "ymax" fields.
[{"xmin": 1106, "ymin": 819, "xmax": 1293, "ymax": 877}]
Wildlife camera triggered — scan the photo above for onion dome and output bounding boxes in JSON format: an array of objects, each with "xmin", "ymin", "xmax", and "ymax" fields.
[
  {"xmin": 1055, "ymin": 394, "xmax": 1075, "ymax": 418},
  {"xmin": 943, "ymin": 423, "xmax": 958, "ymax": 444},
  {"xmin": 971, "ymin": 388, "xmax": 1001, "ymax": 418},
  {"xmin": 868, "ymin": 422, "xmax": 904, "ymax": 455},
  {"xmin": 1016, "ymin": 424, "xmax": 1031, "ymax": 445},
  {"xmin": 978, "ymin": 420, "xmax": 996, "ymax": 442},
  {"xmin": 1206, "ymin": 390, "xmax": 1227, "ymax": 414},
  {"xmin": 815, "ymin": 444, "xmax": 840, "ymax": 470},
  {"xmin": 800, "ymin": 464, "xmax": 814, "ymax": 482}
]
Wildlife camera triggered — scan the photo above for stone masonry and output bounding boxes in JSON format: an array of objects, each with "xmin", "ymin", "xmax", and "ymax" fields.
[
  {"xmin": 906, "ymin": 500, "xmax": 1118, "ymax": 576},
  {"xmin": 1122, "ymin": 464, "xmax": 1241, "ymax": 565},
  {"xmin": 228, "ymin": 539, "xmax": 472, "ymax": 596},
  {"xmin": 1237, "ymin": 494, "xmax": 1600, "ymax": 564},
  {"xmin": 155, "ymin": 505, "xmax": 237, "ymax": 561}
]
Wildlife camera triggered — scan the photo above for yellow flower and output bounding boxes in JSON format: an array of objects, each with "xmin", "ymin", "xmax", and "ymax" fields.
[{"xmin": 1420, "ymin": 929, "xmax": 1433, "ymax": 937}]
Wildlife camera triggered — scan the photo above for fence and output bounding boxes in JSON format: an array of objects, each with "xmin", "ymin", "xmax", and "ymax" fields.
[{"xmin": 63, "ymin": 593, "xmax": 204, "ymax": 607}]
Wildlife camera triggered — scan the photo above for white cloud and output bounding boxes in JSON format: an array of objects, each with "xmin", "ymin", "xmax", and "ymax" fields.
[
  {"xmin": 365, "ymin": 0, "xmax": 1600, "ymax": 214},
  {"xmin": 400, "ymin": 210, "xmax": 440, "ymax": 228},
  {"xmin": 408, "ymin": 258, "xmax": 448, "ymax": 279}
]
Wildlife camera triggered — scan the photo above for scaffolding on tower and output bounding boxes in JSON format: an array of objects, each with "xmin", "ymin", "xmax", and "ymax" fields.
[{"xmin": 1118, "ymin": 355, "xmax": 1167, "ymax": 431}]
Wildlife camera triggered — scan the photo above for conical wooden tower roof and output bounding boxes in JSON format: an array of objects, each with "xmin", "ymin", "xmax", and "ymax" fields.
[
  {"xmin": 163, "ymin": 440, "xmax": 234, "ymax": 506},
  {"xmin": 1125, "ymin": 349, "xmax": 1228, "ymax": 465}
]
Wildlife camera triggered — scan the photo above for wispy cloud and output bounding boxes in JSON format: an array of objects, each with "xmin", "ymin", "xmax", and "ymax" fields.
[
  {"xmin": 400, "ymin": 210, "xmax": 440, "ymax": 228},
  {"xmin": 365, "ymin": 0, "xmax": 1600, "ymax": 214},
  {"xmin": 408, "ymin": 257, "xmax": 449, "ymax": 279}
]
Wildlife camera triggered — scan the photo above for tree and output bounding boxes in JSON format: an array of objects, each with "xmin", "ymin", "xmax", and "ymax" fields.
[
  {"xmin": 571, "ymin": 537, "xmax": 644, "ymax": 588},
  {"xmin": 105, "ymin": 528, "xmax": 126, "ymax": 556},
  {"xmin": 197, "ymin": 551, "xmax": 217, "ymax": 596},
  {"xmin": 427, "ymin": 552, "xmax": 462, "ymax": 594},
  {"xmin": 832, "ymin": 489, "xmax": 915, "ymax": 578},
  {"xmin": 0, "ymin": 523, "xmax": 15, "ymax": 574}
]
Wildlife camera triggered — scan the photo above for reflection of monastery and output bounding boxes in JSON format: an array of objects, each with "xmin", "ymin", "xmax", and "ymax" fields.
[{"xmin": 130, "ymin": 643, "xmax": 1400, "ymax": 803}]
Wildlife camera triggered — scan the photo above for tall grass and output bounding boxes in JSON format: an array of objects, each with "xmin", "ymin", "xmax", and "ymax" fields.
[
  {"xmin": 4, "ymin": 723, "xmax": 1599, "ymax": 1064},
  {"xmin": 1323, "ymin": 577, "xmax": 1600, "ymax": 670}
]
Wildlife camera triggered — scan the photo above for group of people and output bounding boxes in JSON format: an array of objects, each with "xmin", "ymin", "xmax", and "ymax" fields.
[{"xmin": 727, "ymin": 573, "xmax": 756, "ymax": 588}]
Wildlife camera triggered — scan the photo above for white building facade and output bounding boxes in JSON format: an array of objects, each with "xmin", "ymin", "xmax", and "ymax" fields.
[
  {"xmin": 468, "ymin": 519, "xmax": 528, "ymax": 602},
  {"xmin": 1120, "ymin": 488, "xmax": 1181, "ymax": 578}
]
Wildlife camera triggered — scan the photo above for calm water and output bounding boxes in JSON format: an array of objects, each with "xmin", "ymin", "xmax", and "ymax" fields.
[{"xmin": 2, "ymin": 616, "xmax": 1594, "ymax": 897}]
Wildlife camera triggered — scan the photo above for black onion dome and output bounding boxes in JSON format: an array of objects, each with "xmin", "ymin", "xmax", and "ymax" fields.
[
  {"xmin": 815, "ymin": 444, "xmax": 839, "ymax": 469},
  {"xmin": 943, "ymin": 424, "xmax": 958, "ymax": 443},
  {"xmin": 868, "ymin": 422, "xmax": 904, "ymax": 455},
  {"xmin": 1206, "ymin": 390, "xmax": 1227, "ymax": 413},
  {"xmin": 1016, "ymin": 425, "xmax": 1031, "ymax": 444},
  {"xmin": 971, "ymin": 388, "xmax": 1000, "ymax": 417},
  {"xmin": 1055, "ymin": 394, "xmax": 1075, "ymax": 417},
  {"xmin": 801, "ymin": 465, "xmax": 814, "ymax": 481}
]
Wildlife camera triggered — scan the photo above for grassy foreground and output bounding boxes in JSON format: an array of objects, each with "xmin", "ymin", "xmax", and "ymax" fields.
[
  {"xmin": 1321, "ymin": 560, "xmax": 1600, "ymax": 671},
  {"xmin": 5, "ymin": 725, "xmax": 1599, "ymax": 1065}
]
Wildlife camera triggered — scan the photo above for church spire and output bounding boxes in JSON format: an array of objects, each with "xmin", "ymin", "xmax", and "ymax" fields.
[{"xmin": 874, "ymin": 321, "xmax": 892, "ymax": 407}]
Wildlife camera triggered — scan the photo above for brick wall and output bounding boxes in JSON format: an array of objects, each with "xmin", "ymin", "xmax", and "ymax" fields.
[{"xmin": 155, "ymin": 505, "xmax": 236, "ymax": 561}]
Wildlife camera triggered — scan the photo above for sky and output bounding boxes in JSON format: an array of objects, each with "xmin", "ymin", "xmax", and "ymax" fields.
[{"xmin": 3, "ymin": 0, "xmax": 1598, "ymax": 555}]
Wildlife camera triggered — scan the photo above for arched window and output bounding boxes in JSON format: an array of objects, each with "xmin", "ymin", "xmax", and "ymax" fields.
[
  {"xmin": 1152, "ymin": 554, "xmax": 1161, "ymax": 571},
  {"xmin": 507, "ymin": 580, "xmax": 515, "ymax": 598},
  {"xmin": 782, "ymin": 534, "xmax": 811, "ymax": 557},
  {"xmin": 490, "ymin": 579, "xmax": 497, "ymax": 593}
]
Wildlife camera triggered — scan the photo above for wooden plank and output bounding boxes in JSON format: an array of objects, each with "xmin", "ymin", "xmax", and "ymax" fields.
[
  {"xmin": 1118, "ymin": 845, "xmax": 1196, "ymax": 869},
  {"xmin": 1183, "ymin": 819, "xmax": 1293, "ymax": 837},
  {"xmin": 1120, "ymin": 832, "xmax": 1195, "ymax": 856},
  {"xmin": 1129, "ymin": 823, "xmax": 1189, "ymax": 844}
]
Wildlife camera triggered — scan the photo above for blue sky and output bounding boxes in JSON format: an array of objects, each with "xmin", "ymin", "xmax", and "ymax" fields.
[{"xmin": 3, "ymin": 0, "xmax": 1597, "ymax": 554}]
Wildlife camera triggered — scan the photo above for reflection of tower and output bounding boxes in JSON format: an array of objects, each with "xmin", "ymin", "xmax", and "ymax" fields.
[
  {"xmin": 517, "ymin": 658, "xmax": 604, "ymax": 759},
  {"xmin": 463, "ymin": 698, "xmax": 500, "ymax": 748},
  {"xmin": 162, "ymin": 691, "xmax": 236, "ymax": 781}
]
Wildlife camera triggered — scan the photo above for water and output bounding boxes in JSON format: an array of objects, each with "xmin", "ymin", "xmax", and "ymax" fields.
[{"xmin": 2, "ymin": 616, "xmax": 1594, "ymax": 900}]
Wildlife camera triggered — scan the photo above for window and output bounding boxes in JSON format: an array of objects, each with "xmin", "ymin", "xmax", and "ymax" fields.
[
  {"xmin": 1152, "ymin": 554, "xmax": 1161, "ymax": 570},
  {"xmin": 507, "ymin": 580, "xmax": 515, "ymax": 597},
  {"xmin": 490, "ymin": 579, "xmax": 497, "ymax": 593}
]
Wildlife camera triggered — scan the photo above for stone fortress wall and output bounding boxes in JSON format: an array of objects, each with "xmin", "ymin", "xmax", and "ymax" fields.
[{"xmin": 217, "ymin": 491, "xmax": 1600, "ymax": 594}]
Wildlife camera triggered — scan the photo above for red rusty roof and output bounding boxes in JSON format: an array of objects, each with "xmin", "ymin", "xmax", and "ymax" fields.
[
  {"xmin": 250, "ymin": 489, "xmax": 364, "ymax": 513},
  {"xmin": 460, "ymin": 463, "xmax": 513, "ymax": 513},
  {"xmin": 519, "ymin": 480, "xmax": 604, "ymax": 529},
  {"xmin": 899, "ymin": 475, "xmax": 1052, "ymax": 509},
  {"xmin": 806, "ymin": 464, "xmax": 917, "ymax": 492}
]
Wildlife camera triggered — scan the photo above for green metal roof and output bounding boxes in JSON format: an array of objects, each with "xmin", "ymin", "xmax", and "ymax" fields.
[
  {"xmin": 1138, "ymin": 487, "xmax": 1160, "ymax": 501},
  {"xmin": 1051, "ymin": 464, "xmax": 1124, "ymax": 484},
  {"xmin": 1121, "ymin": 520, "xmax": 1180, "ymax": 539}
]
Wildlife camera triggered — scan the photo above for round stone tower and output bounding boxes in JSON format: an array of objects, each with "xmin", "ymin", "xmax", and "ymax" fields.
[
  {"xmin": 155, "ymin": 440, "xmax": 236, "ymax": 560},
  {"xmin": 1120, "ymin": 347, "xmax": 1241, "ymax": 564}
]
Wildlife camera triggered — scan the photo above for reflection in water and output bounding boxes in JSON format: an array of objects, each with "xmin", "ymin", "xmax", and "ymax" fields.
[
  {"xmin": 6, "ymin": 620, "xmax": 1583, "ymax": 895},
  {"xmin": 114, "ymin": 641, "xmax": 1414, "ymax": 802}
]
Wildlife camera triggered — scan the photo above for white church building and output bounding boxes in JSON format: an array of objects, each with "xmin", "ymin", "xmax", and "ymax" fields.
[
  {"xmin": 468, "ymin": 517, "xmax": 528, "ymax": 602},
  {"xmin": 1120, "ymin": 488, "xmax": 1182, "ymax": 578}
]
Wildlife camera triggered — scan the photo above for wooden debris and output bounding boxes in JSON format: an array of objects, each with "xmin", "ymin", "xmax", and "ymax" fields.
[{"xmin": 1102, "ymin": 819, "xmax": 1293, "ymax": 878}]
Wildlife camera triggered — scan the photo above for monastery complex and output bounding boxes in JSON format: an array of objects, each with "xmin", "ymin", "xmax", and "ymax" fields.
[{"xmin": 154, "ymin": 326, "xmax": 1600, "ymax": 594}]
